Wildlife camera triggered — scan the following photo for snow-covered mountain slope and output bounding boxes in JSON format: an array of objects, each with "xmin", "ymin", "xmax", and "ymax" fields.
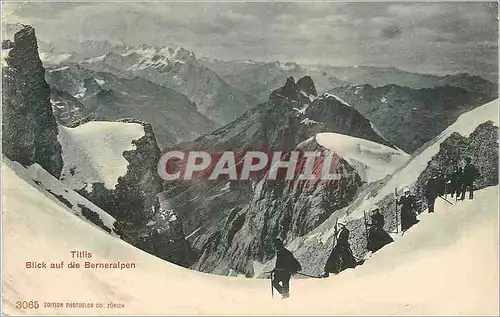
[
  {"xmin": 348, "ymin": 98, "xmax": 498, "ymax": 221},
  {"xmin": 38, "ymin": 40, "xmax": 128, "ymax": 66},
  {"xmin": 3, "ymin": 159, "xmax": 116, "ymax": 234},
  {"xmin": 2, "ymin": 160, "xmax": 498, "ymax": 315},
  {"xmin": 57, "ymin": 121, "xmax": 144, "ymax": 192},
  {"xmin": 316, "ymin": 132, "xmax": 410, "ymax": 182}
]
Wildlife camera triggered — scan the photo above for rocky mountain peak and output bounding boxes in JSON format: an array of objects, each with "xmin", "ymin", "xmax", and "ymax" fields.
[
  {"xmin": 2, "ymin": 25, "xmax": 64, "ymax": 178},
  {"xmin": 168, "ymin": 46, "xmax": 197, "ymax": 62},
  {"xmin": 270, "ymin": 76, "xmax": 318, "ymax": 103},
  {"xmin": 4, "ymin": 25, "xmax": 40, "ymax": 70},
  {"xmin": 281, "ymin": 76, "xmax": 297, "ymax": 98},
  {"xmin": 296, "ymin": 75, "xmax": 317, "ymax": 96}
]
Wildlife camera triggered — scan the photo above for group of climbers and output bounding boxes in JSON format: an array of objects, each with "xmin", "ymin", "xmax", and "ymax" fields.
[{"xmin": 269, "ymin": 158, "xmax": 480, "ymax": 299}]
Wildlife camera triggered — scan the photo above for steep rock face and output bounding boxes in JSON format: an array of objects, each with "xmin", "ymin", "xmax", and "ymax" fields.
[
  {"xmin": 172, "ymin": 77, "xmax": 394, "ymax": 234},
  {"xmin": 191, "ymin": 138, "xmax": 363, "ymax": 276},
  {"xmin": 163, "ymin": 77, "xmax": 394, "ymax": 275},
  {"xmin": 182, "ymin": 77, "xmax": 395, "ymax": 154},
  {"xmin": 329, "ymin": 84, "xmax": 497, "ymax": 153},
  {"xmin": 2, "ymin": 26, "xmax": 63, "ymax": 177},
  {"xmin": 50, "ymin": 87, "xmax": 88, "ymax": 124},
  {"xmin": 59, "ymin": 119, "xmax": 189, "ymax": 266}
]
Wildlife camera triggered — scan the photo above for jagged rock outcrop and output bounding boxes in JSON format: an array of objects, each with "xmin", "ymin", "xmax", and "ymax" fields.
[
  {"xmin": 296, "ymin": 76, "xmax": 318, "ymax": 96},
  {"xmin": 2, "ymin": 26, "xmax": 63, "ymax": 177},
  {"xmin": 415, "ymin": 121, "xmax": 499, "ymax": 196},
  {"xmin": 191, "ymin": 138, "xmax": 363, "ymax": 276},
  {"xmin": 63, "ymin": 118, "xmax": 189, "ymax": 266}
]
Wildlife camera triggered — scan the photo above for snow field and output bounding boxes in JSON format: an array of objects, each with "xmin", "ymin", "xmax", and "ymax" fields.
[
  {"xmin": 2, "ymin": 160, "xmax": 498, "ymax": 315},
  {"xmin": 57, "ymin": 121, "xmax": 145, "ymax": 192},
  {"xmin": 316, "ymin": 132, "xmax": 410, "ymax": 182}
]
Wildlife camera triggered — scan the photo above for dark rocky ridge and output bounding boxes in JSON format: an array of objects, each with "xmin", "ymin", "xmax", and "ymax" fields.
[
  {"xmin": 169, "ymin": 76, "xmax": 394, "ymax": 235},
  {"xmin": 177, "ymin": 76, "xmax": 395, "ymax": 154},
  {"xmin": 329, "ymin": 84, "xmax": 497, "ymax": 153},
  {"xmin": 191, "ymin": 137, "xmax": 364, "ymax": 276},
  {"xmin": 2, "ymin": 25, "xmax": 63, "ymax": 177},
  {"xmin": 45, "ymin": 65, "xmax": 217, "ymax": 147}
]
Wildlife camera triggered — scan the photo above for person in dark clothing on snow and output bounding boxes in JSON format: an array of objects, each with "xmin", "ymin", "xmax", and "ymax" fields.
[
  {"xmin": 436, "ymin": 170, "xmax": 446, "ymax": 197},
  {"xmin": 366, "ymin": 206, "xmax": 394, "ymax": 253},
  {"xmin": 448, "ymin": 165, "xmax": 463, "ymax": 199},
  {"xmin": 396, "ymin": 187, "xmax": 419, "ymax": 231},
  {"xmin": 425, "ymin": 172, "xmax": 439, "ymax": 213},
  {"xmin": 271, "ymin": 238, "xmax": 302, "ymax": 299},
  {"xmin": 460, "ymin": 157, "xmax": 480, "ymax": 201},
  {"xmin": 445, "ymin": 166, "xmax": 454, "ymax": 199},
  {"xmin": 322, "ymin": 219, "xmax": 357, "ymax": 278}
]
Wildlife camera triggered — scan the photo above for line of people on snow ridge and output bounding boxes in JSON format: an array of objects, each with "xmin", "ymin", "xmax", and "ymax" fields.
[
  {"xmin": 421, "ymin": 157, "xmax": 480, "ymax": 217},
  {"xmin": 443, "ymin": 157, "xmax": 481, "ymax": 201},
  {"xmin": 269, "ymin": 158, "xmax": 480, "ymax": 299}
]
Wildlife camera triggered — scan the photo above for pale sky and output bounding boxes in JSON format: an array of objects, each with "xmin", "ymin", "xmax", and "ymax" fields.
[{"xmin": 2, "ymin": 1, "xmax": 498, "ymax": 80}]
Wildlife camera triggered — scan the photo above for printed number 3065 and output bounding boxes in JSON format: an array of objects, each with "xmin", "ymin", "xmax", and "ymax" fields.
[{"xmin": 16, "ymin": 301, "xmax": 39, "ymax": 309}]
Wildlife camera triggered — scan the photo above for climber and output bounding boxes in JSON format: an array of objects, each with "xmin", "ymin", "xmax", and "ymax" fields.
[
  {"xmin": 436, "ymin": 169, "xmax": 447, "ymax": 197},
  {"xmin": 459, "ymin": 157, "xmax": 480, "ymax": 201},
  {"xmin": 447, "ymin": 164, "xmax": 463, "ymax": 199},
  {"xmin": 396, "ymin": 187, "xmax": 419, "ymax": 232},
  {"xmin": 322, "ymin": 219, "xmax": 357, "ymax": 277},
  {"xmin": 366, "ymin": 206, "xmax": 394, "ymax": 253},
  {"xmin": 425, "ymin": 171, "xmax": 439, "ymax": 213},
  {"xmin": 271, "ymin": 238, "xmax": 302, "ymax": 299}
]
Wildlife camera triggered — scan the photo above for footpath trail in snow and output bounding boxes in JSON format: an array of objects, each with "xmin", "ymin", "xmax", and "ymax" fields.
[{"xmin": 2, "ymin": 161, "xmax": 498, "ymax": 315}]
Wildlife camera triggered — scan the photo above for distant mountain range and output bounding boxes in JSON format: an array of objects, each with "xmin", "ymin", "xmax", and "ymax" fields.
[
  {"xmin": 302, "ymin": 64, "xmax": 498, "ymax": 91},
  {"xmin": 38, "ymin": 40, "xmax": 497, "ymax": 153},
  {"xmin": 46, "ymin": 64, "xmax": 216, "ymax": 146},
  {"xmin": 329, "ymin": 83, "xmax": 497, "ymax": 153},
  {"xmin": 199, "ymin": 58, "xmax": 349, "ymax": 102},
  {"xmin": 41, "ymin": 42, "xmax": 257, "ymax": 127}
]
